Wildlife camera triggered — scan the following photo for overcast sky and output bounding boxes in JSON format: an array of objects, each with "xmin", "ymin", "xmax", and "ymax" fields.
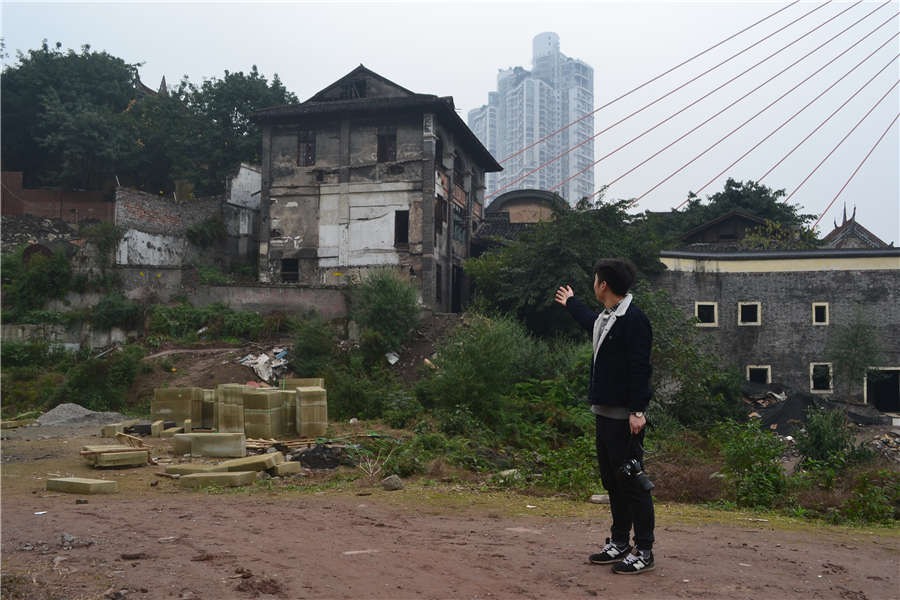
[{"xmin": 2, "ymin": 1, "xmax": 898, "ymax": 244}]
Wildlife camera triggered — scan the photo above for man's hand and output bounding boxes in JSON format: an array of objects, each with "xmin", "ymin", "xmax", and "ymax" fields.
[
  {"xmin": 554, "ymin": 285, "xmax": 574, "ymax": 306},
  {"xmin": 629, "ymin": 413, "xmax": 647, "ymax": 435}
]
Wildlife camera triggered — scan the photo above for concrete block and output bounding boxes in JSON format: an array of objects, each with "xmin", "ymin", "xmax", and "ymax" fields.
[
  {"xmin": 174, "ymin": 433, "xmax": 245, "ymax": 458},
  {"xmin": 165, "ymin": 464, "xmax": 213, "ymax": 475},
  {"xmin": 183, "ymin": 418, "xmax": 192, "ymax": 434},
  {"xmin": 179, "ymin": 471, "xmax": 256, "ymax": 489},
  {"xmin": 270, "ymin": 461, "xmax": 302, "ymax": 476},
  {"xmin": 210, "ymin": 452, "xmax": 282, "ymax": 472},
  {"xmin": 94, "ymin": 450, "xmax": 149, "ymax": 467},
  {"xmin": 216, "ymin": 384, "xmax": 245, "ymax": 433},
  {"xmin": 280, "ymin": 390, "xmax": 298, "ymax": 437},
  {"xmin": 297, "ymin": 386, "xmax": 328, "ymax": 438},
  {"xmin": 152, "ymin": 388, "xmax": 201, "ymax": 426},
  {"xmin": 101, "ymin": 423, "xmax": 124, "ymax": 438},
  {"xmin": 151, "ymin": 420, "xmax": 164, "ymax": 437},
  {"xmin": 283, "ymin": 378, "xmax": 325, "ymax": 389},
  {"xmin": 47, "ymin": 477, "xmax": 118, "ymax": 494},
  {"xmin": 82, "ymin": 445, "xmax": 134, "ymax": 453},
  {"xmin": 201, "ymin": 389, "xmax": 216, "ymax": 429},
  {"xmin": 161, "ymin": 427, "xmax": 184, "ymax": 438},
  {"xmin": 270, "ymin": 451, "xmax": 285, "ymax": 465}
]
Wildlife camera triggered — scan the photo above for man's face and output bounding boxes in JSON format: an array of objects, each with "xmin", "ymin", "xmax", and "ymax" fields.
[{"xmin": 593, "ymin": 274, "xmax": 605, "ymax": 302}]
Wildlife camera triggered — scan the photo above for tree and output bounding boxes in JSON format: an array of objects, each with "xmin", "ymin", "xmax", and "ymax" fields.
[
  {"xmin": 1, "ymin": 41, "xmax": 139, "ymax": 188},
  {"xmin": 177, "ymin": 66, "xmax": 298, "ymax": 194},
  {"xmin": 465, "ymin": 196, "xmax": 665, "ymax": 337},
  {"xmin": 740, "ymin": 220, "xmax": 820, "ymax": 250},
  {"xmin": 826, "ymin": 310, "xmax": 883, "ymax": 398}
]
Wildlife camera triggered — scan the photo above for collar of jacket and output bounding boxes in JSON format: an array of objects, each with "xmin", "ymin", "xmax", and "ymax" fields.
[{"xmin": 609, "ymin": 293, "xmax": 632, "ymax": 316}]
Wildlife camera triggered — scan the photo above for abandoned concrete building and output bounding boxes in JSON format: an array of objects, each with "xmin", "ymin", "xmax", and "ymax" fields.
[
  {"xmin": 250, "ymin": 65, "xmax": 502, "ymax": 311},
  {"xmin": 472, "ymin": 189, "xmax": 567, "ymax": 256},
  {"xmin": 653, "ymin": 210, "xmax": 900, "ymax": 411}
]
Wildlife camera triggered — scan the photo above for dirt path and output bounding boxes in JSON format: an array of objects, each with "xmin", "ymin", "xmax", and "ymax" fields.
[{"xmin": 3, "ymin": 485, "xmax": 898, "ymax": 600}]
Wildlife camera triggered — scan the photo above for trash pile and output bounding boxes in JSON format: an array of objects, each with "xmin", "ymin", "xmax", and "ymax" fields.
[
  {"xmin": 237, "ymin": 347, "xmax": 288, "ymax": 383},
  {"xmin": 1, "ymin": 214, "xmax": 77, "ymax": 251},
  {"xmin": 870, "ymin": 430, "xmax": 900, "ymax": 463}
]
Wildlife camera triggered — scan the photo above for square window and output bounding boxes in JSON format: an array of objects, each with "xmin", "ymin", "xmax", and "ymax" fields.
[
  {"xmin": 298, "ymin": 131, "xmax": 316, "ymax": 167},
  {"xmin": 746, "ymin": 365, "xmax": 771, "ymax": 384},
  {"xmin": 280, "ymin": 259, "xmax": 299, "ymax": 283},
  {"xmin": 695, "ymin": 302, "xmax": 718, "ymax": 327},
  {"xmin": 738, "ymin": 302, "xmax": 761, "ymax": 326},
  {"xmin": 812, "ymin": 302, "xmax": 829, "ymax": 325},
  {"xmin": 377, "ymin": 133, "xmax": 397, "ymax": 163},
  {"xmin": 810, "ymin": 363, "xmax": 833, "ymax": 393}
]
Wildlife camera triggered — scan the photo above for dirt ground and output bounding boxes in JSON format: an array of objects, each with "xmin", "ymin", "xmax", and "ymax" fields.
[{"xmin": 2, "ymin": 425, "xmax": 898, "ymax": 600}]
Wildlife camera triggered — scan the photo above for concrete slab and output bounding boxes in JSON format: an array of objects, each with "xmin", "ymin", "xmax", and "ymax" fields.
[
  {"xmin": 161, "ymin": 427, "xmax": 184, "ymax": 438},
  {"xmin": 82, "ymin": 445, "xmax": 134, "ymax": 453},
  {"xmin": 270, "ymin": 461, "xmax": 302, "ymax": 476},
  {"xmin": 47, "ymin": 477, "xmax": 118, "ymax": 494},
  {"xmin": 183, "ymin": 418, "xmax": 192, "ymax": 434},
  {"xmin": 209, "ymin": 452, "xmax": 282, "ymax": 472},
  {"xmin": 151, "ymin": 420, "xmax": 164, "ymax": 437},
  {"xmin": 173, "ymin": 433, "xmax": 246, "ymax": 458},
  {"xmin": 179, "ymin": 471, "xmax": 256, "ymax": 489},
  {"xmin": 101, "ymin": 423, "xmax": 124, "ymax": 438},
  {"xmin": 165, "ymin": 464, "xmax": 213, "ymax": 475},
  {"xmin": 94, "ymin": 450, "xmax": 149, "ymax": 467}
]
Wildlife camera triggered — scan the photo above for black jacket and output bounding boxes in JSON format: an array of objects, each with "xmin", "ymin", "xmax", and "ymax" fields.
[{"xmin": 565, "ymin": 296, "xmax": 652, "ymax": 412}]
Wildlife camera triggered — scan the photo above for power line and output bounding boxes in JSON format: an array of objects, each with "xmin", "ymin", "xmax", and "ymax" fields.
[
  {"xmin": 549, "ymin": 0, "xmax": 881, "ymax": 196},
  {"xmin": 651, "ymin": 22, "xmax": 900, "ymax": 210},
  {"xmin": 690, "ymin": 49, "xmax": 900, "ymax": 198},
  {"xmin": 487, "ymin": 0, "xmax": 831, "ymax": 198},
  {"xmin": 495, "ymin": 0, "xmax": 803, "ymax": 165},
  {"xmin": 784, "ymin": 79, "xmax": 899, "ymax": 206},
  {"xmin": 814, "ymin": 110, "xmax": 899, "ymax": 230}
]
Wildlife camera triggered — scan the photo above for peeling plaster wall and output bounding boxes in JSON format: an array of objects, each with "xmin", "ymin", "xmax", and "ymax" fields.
[{"xmin": 116, "ymin": 230, "xmax": 186, "ymax": 266}]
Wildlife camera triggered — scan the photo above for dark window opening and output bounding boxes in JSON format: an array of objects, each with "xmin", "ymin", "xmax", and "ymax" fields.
[
  {"xmin": 435, "ymin": 196, "xmax": 446, "ymax": 234},
  {"xmin": 298, "ymin": 131, "xmax": 316, "ymax": 166},
  {"xmin": 452, "ymin": 205, "xmax": 466, "ymax": 242},
  {"xmin": 812, "ymin": 364, "xmax": 831, "ymax": 391},
  {"xmin": 281, "ymin": 259, "xmax": 299, "ymax": 283},
  {"xmin": 867, "ymin": 369, "xmax": 900, "ymax": 412},
  {"xmin": 696, "ymin": 303, "xmax": 716, "ymax": 324},
  {"xmin": 394, "ymin": 210, "xmax": 409, "ymax": 246},
  {"xmin": 377, "ymin": 133, "xmax": 397, "ymax": 162},
  {"xmin": 388, "ymin": 164, "xmax": 405, "ymax": 175},
  {"xmin": 340, "ymin": 80, "xmax": 366, "ymax": 99},
  {"xmin": 814, "ymin": 304, "xmax": 827, "ymax": 324},
  {"xmin": 740, "ymin": 303, "xmax": 759, "ymax": 324},
  {"xmin": 748, "ymin": 367, "xmax": 769, "ymax": 384},
  {"xmin": 453, "ymin": 153, "xmax": 465, "ymax": 185},
  {"xmin": 435, "ymin": 264, "xmax": 442, "ymax": 302},
  {"xmin": 434, "ymin": 138, "xmax": 443, "ymax": 166},
  {"xmin": 315, "ymin": 170, "xmax": 325, "ymax": 182}
]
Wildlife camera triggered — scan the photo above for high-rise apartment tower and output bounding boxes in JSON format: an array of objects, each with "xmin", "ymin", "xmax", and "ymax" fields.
[{"xmin": 468, "ymin": 33, "xmax": 594, "ymax": 203}]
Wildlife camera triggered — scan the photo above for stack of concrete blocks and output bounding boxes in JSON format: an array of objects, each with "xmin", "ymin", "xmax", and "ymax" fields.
[
  {"xmin": 216, "ymin": 384, "xmax": 246, "ymax": 433},
  {"xmin": 242, "ymin": 390, "xmax": 284, "ymax": 439},
  {"xmin": 296, "ymin": 386, "xmax": 328, "ymax": 438},
  {"xmin": 82, "ymin": 445, "xmax": 149, "ymax": 468},
  {"xmin": 201, "ymin": 388, "xmax": 216, "ymax": 429},
  {"xmin": 173, "ymin": 432, "xmax": 246, "ymax": 457},
  {"xmin": 283, "ymin": 378, "xmax": 326, "ymax": 438},
  {"xmin": 152, "ymin": 387, "xmax": 203, "ymax": 427}
]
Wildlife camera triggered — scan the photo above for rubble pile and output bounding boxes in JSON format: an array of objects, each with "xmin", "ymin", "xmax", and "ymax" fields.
[
  {"xmin": 870, "ymin": 430, "xmax": 900, "ymax": 463},
  {"xmin": 1, "ymin": 214, "xmax": 78, "ymax": 251},
  {"xmin": 237, "ymin": 347, "xmax": 288, "ymax": 383}
]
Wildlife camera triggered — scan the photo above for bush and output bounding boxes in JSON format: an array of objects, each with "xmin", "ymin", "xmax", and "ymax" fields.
[
  {"xmin": 532, "ymin": 434, "xmax": 599, "ymax": 498},
  {"xmin": 289, "ymin": 313, "xmax": 335, "ymax": 377},
  {"xmin": 52, "ymin": 344, "xmax": 145, "ymax": 411},
  {"xmin": 713, "ymin": 420, "xmax": 787, "ymax": 508},
  {"xmin": 147, "ymin": 302, "xmax": 263, "ymax": 341},
  {"xmin": 186, "ymin": 217, "xmax": 226, "ymax": 248},
  {"xmin": 2, "ymin": 249, "xmax": 72, "ymax": 314},
  {"xmin": 383, "ymin": 390, "xmax": 424, "ymax": 429},
  {"xmin": 838, "ymin": 470, "xmax": 900, "ymax": 524},
  {"xmin": 350, "ymin": 269, "xmax": 420, "ymax": 350},
  {"xmin": 196, "ymin": 265, "xmax": 232, "ymax": 285},
  {"xmin": 325, "ymin": 363, "xmax": 400, "ymax": 421},
  {"xmin": 796, "ymin": 408, "xmax": 854, "ymax": 466},
  {"xmin": 92, "ymin": 293, "xmax": 141, "ymax": 330},
  {"xmin": 81, "ymin": 222, "xmax": 122, "ymax": 270},
  {"xmin": 416, "ymin": 314, "xmax": 560, "ymax": 429}
]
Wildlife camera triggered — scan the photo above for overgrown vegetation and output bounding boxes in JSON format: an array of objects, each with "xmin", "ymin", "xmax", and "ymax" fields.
[{"xmin": 350, "ymin": 269, "xmax": 421, "ymax": 351}]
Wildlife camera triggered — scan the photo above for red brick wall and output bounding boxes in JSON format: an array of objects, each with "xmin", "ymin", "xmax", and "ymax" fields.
[{"xmin": 1, "ymin": 171, "xmax": 114, "ymax": 223}]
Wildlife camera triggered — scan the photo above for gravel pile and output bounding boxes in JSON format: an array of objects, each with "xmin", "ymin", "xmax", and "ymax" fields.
[{"xmin": 37, "ymin": 403, "xmax": 126, "ymax": 427}]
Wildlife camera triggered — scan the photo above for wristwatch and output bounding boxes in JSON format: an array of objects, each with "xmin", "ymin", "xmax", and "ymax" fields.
[{"xmin": 631, "ymin": 412, "xmax": 644, "ymax": 418}]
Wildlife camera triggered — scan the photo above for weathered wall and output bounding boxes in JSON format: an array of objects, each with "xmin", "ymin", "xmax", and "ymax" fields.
[
  {"xmin": 652, "ymin": 265, "xmax": 900, "ymax": 402},
  {"xmin": 0, "ymin": 322, "xmax": 135, "ymax": 350},
  {"xmin": 115, "ymin": 188, "xmax": 220, "ymax": 236},
  {"xmin": 192, "ymin": 284, "xmax": 347, "ymax": 318},
  {"xmin": 1, "ymin": 171, "xmax": 114, "ymax": 223}
]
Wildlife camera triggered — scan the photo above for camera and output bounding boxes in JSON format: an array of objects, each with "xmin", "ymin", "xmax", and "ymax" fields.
[{"xmin": 619, "ymin": 458, "xmax": 655, "ymax": 492}]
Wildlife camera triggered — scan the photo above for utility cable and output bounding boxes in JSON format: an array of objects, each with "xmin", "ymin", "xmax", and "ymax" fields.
[
  {"xmin": 551, "ymin": 0, "xmax": 882, "ymax": 196},
  {"xmin": 486, "ymin": 0, "xmax": 832, "ymax": 198},
  {"xmin": 654, "ymin": 26, "xmax": 900, "ymax": 209},
  {"xmin": 690, "ymin": 48, "xmax": 899, "ymax": 198},
  {"xmin": 783, "ymin": 78, "xmax": 899, "ymax": 206},
  {"xmin": 813, "ymin": 110, "xmax": 899, "ymax": 230},
  {"xmin": 495, "ymin": 0, "xmax": 802, "ymax": 165}
]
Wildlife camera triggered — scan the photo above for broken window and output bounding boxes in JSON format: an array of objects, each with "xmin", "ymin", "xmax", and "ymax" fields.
[
  {"xmin": 435, "ymin": 264, "xmax": 442, "ymax": 302},
  {"xmin": 281, "ymin": 259, "xmax": 299, "ymax": 283},
  {"xmin": 377, "ymin": 133, "xmax": 397, "ymax": 162},
  {"xmin": 695, "ymin": 302, "xmax": 717, "ymax": 327},
  {"xmin": 810, "ymin": 363, "xmax": 832, "ymax": 392},
  {"xmin": 394, "ymin": 210, "xmax": 409, "ymax": 246},
  {"xmin": 298, "ymin": 131, "xmax": 316, "ymax": 167},
  {"xmin": 747, "ymin": 365, "xmax": 771, "ymax": 384},
  {"xmin": 812, "ymin": 302, "xmax": 829, "ymax": 325},
  {"xmin": 738, "ymin": 302, "xmax": 761, "ymax": 326},
  {"xmin": 435, "ymin": 196, "xmax": 446, "ymax": 234},
  {"xmin": 452, "ymin": 204, "xmax": 466, "ymax": 242}
]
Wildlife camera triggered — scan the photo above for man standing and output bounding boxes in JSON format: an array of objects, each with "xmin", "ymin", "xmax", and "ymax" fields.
[{"xmin": 554, "ymin": 258, "xmax": 655, "ymax": 574}]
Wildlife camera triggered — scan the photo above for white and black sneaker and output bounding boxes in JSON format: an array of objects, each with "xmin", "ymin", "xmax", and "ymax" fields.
[
  {"xmin": 612, "ymin": 548, "xmax": 654, "ymax": 574},
  {"xmin": 589, "ymin": 538, "xmax": 632, "ymax": 565}
]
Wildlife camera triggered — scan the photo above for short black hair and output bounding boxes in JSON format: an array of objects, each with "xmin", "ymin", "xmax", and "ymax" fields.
[{"xmin": 594, "ymin": 258, "xmax": 636, "ymax": 296}]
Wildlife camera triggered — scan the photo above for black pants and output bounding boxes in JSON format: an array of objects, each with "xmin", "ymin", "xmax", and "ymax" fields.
[{"xmin": 595, "ymin": 415, "xmax": 655, "ymax": 551}]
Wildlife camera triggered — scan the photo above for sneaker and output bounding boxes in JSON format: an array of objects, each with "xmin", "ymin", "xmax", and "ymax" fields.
[
  {"xmin": 612, "ymin": 548, "xmax": 654, "ymax": 574},
  {"xmin": 589, "ymin": 538, "xmax": 632, "ymax": 565}
]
